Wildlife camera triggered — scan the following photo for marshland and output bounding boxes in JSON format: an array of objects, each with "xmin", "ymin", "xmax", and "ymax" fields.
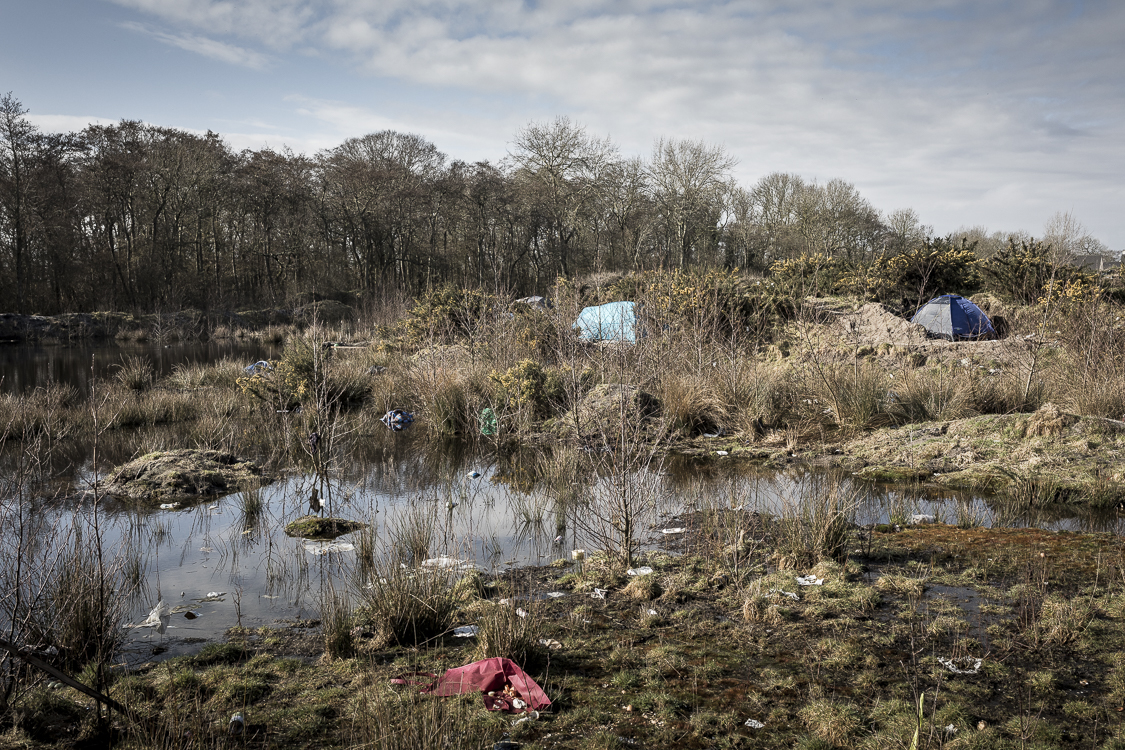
[{"xmin": 4, "ymin": 258, "xmax": 1125, "ymax": 749}]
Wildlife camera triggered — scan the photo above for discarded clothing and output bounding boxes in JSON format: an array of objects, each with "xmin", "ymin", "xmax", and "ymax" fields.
[
  {"xmin": 394, "ymin": 657, "xmax": 551, "ymax": 713},
  {"xmin": 381, "ymin": 409, "xmax": 415, "ymax": 432}
]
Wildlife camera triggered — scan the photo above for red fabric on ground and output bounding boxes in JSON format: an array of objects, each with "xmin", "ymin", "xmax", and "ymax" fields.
[{"xmin": 421, "ymin": 657, "xmax": 550, "ymax": 712}]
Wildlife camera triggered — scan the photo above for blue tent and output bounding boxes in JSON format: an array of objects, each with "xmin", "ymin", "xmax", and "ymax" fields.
[
  {"xmin": 574, "ymin": 301, "xmax": 637, "ymax": 344},
  {"xmin": 910, "ymin": 295, "xmax": 996, "ymax": 341}
]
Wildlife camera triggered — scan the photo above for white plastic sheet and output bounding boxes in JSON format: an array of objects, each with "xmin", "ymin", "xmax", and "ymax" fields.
[{"xmin": 304, "ymin": 541, "xmax": 356, "ymax": 555}]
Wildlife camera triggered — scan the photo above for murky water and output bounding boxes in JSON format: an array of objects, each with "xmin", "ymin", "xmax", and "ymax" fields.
[
  {"xmin": 0, "ymin": 341, "xmax": 279, "ymax": 394},
  {"xmin": 0, "ymin": 344, "xmax": 1121, "ymax": 665}
]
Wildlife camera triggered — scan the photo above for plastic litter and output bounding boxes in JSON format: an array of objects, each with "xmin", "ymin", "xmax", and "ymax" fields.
[
  {"xmin": 229, "ymin": 712, "xmax": 245, "ymax": 736},
  {"xmin": 796, "ymin": 575, "xmax": 825, "ymax": 586},
  {"xmin": 421, "ymin": 556, "xmax": 479, "ymax": 571},
  {"xmin": 453, "ymin": 626, "xmax": 479, "ymax": 638},
  {"xmin": 515, "ymin": 608, "xmax": 529, "ymax": 618},
  {"xmin": 769, "ymin": 589, "xmax": 799, "ymax": 600},
  {"xmin": 158, "ymin": 502, "xmax": 179, "ymax": 510},
  {"xmin": 202, "ymin": 592, "xmax": 227, "ymax": 601},
  {"xmin": 745, "ymin": 718, "xmax": 765, "ymax": 729},
  {"xmin": 945, "ymin": 724, "xmax": 958, "ymax": 734},
  {"xmin": 910, "ymin": 514, "xmax": 935, "ymax": 525},
  {"xmin": 136, "ymin": 600, "xmax": 171, "ymax": 634},
  {"xmin": 479, "ymin": 408, "xmax": 498, "ymax": 436},
  {"xmin": 626, "ymin": 566, "xmax": 654, "ymax": 576},
  {"xmin": 538, "ymin": 638, "xmax": 563, "ymax": 649},
  {"xmin": 243, "ymin": 360, "xmax": 272, "ymax": 374},
  {"xmin": 380, "ymin": 408, "xmax": 415, "ymax": 432},
  {"xmin": 199, "ymin": 547, "xmax": 213, "ymax": 553},
  {"xmin": 662, "ymin": 528, "xmax": 687, "ymax": 534},
  {"xmin": 646, "ymin": 609, "xmax": 658, "ymax": 616},
  {"xmin": 545, "ymin": 592, "xmax": 567, "ymax": 598},
  {"xmin": 468, "ymin": 471, "xmax": 482, "ymax": 479},
  {"xmin": 715, "ymin": 450, "xmax": 729, "ymax": 456},
  {"xmin": 939, "ymin": 656, "xmax": 982, "ymax": 674},
  {"xmin": 572, "ymin": 549, "xmax": 586, "ymax": 561},
  {"xmin": 591, "ymin": 588, "xmax": 608, "ymax": 600},
  {"xmin": 304, "ymin": 541, "xmax": 356, "ymax": 555}
]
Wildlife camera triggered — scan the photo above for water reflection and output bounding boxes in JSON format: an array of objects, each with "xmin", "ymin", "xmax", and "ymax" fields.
[
  {"xmin": 0, "ymin": 341, "xmax": 279, "ymax": 394},
  {"xmin": 2, "ymin": 434, "xmax": 1122, "ymax": 664}
]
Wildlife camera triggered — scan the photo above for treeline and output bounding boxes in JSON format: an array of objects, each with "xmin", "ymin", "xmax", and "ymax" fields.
[{"xmin": 0, "ymin": 94, "xmax": 1106, "ymax": 315}]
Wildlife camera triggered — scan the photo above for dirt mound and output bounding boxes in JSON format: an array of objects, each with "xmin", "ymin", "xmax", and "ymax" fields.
[
  {"xmin": 838, "ymin": 303, "xmax": 929, "ymax": 347},
  {"xmin": 105, "ymin": 449, "xmax": 263, "ymax": 505},
  {"xmin": 1022, "ymin": 403, "xmax": 1077, "ymax": 437},
  {"xmin": 560, "ymin": 383, "xmax": 660, "ymax": 439},
  {"xmin": 285, "ymin": 516, "xmax": 366, "ymax": 540}
]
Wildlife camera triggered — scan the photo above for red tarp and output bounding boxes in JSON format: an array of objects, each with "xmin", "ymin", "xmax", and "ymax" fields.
[{"xmin": 395, "ymin": 657, "xmax": 550, "ymax": 713}]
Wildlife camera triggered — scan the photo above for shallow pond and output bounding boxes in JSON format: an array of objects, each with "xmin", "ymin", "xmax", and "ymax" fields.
[
  {"xmin": 29, "ymin": 443, "xmax": 1116, "ymax": 665},
  {"xmin": 0, "ymin": 341, "xmax": 279, "ymax": 394}
]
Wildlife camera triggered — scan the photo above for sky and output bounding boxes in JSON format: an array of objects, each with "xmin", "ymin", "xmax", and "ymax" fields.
[{"xmin": 3, "ymin": 0, "xmax": 1123, "ymax": 249}]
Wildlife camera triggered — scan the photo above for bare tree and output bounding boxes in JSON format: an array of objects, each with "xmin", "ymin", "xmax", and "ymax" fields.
[
  {"xmin": 509, "ymin": 117, "xmax": 617, "ymax": 277},
  {"xmin": 0, "ymin": 94, "xmax": 37, "ymax": 312},
  {"xmin": 648, "ymin": 137, "xmax": 737, "ymax": 268}
]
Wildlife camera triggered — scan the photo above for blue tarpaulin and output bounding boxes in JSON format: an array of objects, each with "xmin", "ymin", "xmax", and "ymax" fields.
[
  {"xmin": 574, "ymin": 301, "xmax": 637, "ymax": 344},
  {"xmin": 911, "ymin": 295, "xmax": 996, "ymax": 341}
]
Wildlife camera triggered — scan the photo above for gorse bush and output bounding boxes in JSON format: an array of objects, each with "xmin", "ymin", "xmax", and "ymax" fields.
[
  {"xmin": 979, "ymin": 239, "xmax": 1091, "ymax": 304},
  {"xmin": 835, "ymin": 237, "xmax": 981, "ymax": 306},
  {"xmin": 405, "ymin": 285, "xmax": 502, "ymax": 343},
  {"xmin": 490, "ymin": 359, "xmax": 565, "ymax": 422}
]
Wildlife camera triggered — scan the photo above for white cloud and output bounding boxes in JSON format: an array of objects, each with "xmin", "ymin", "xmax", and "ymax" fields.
[
  {"xmin": 74, "ymin": 1, "xmax": 1125, "ymax": 246},
  {"xmin": 27, "ymin": 114, "xmax": 121, "ymax": 133},
  {"xmin": 122, "ymin": 21, "xmax": 272, "ymax": 69}
]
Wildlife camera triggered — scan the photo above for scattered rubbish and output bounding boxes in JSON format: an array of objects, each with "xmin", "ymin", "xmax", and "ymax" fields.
[
  {"xmin": 939, "ymin": 656, "xmax": 982, "ymax": 674},
  {"xmin": 229, "ymin": 712, "xmax": 245, "ymax": 736},
  {"xmin": 136, "ymin": 600, "xmax": 171, "ymax": 635},
  {"xmin": 745, "ymin": 718, "xmax": 765, "ymax": 729},
  {"xmin": 516, "ymin": 608, "xmax": 529, "ymax": 619},
  {"xmin": 380, "ymin": 408, "xmax": 415, "ymax": 432},
  {"xmin": 158, "ymin": 502, "xmax": 179, "ymax": 510},
  {"xmin": 468, "ymin": 471, "xmax": 482, "ymax": 479},
  {"xmin": 453, "ymin": 626, "xmax": 479, "ymax": 638},
  {"xmin": 553, "ymin": 534, "xmax": 563, "ymax": 544},
  {"xmin": 47, "ymin": 680, "xmax": 62, "ymax": 690},
  {"xmin": 702, "ymin": 429, "xmax": 724, "ymax": 438},
  {"xmin": 910, "ymin": 514, "xmax": 935, "ymax": 525},
  {"xmin": 511, "ymin": 698, "xmax": 527, "ymax": 710},
  {"xmin": 208, "ymin": 505, "xmax": 220, "ymax": 511},
  {"xmin": 304, "ymin": 541, "xmax": 356, "ymax": 555},
  {"xmin": 945, "ymin": 724, "xmax": 958, "ymax": 734},
  {"xmin": 262, "ymin": 595, "xmax": 279, "ymax": 600},
  {"xmin": 538, "ymin": 639, "xmax": 563, "ymax": 649},
  {"xmin": 199, "ymin": 547, "xmax": 213, "ymax": 553},
  {"xmin": 616, "ymin": 738, "xmax": 639, "ymax": 746},
  {"xmin": 796, "ymin": 575, "xmax": 825, "ymax": 586},
  {"xmin": 661, "ymin": 528, "xmax": 687, "ymax": 535},
  {"xmin": 545, "ymin": 592, "xmax": 567, "ymax": 598},
  {"xmin": 715, "ymin": 450, "xmax": 729, "ymax": 456},
  {"xmin": 572, "ymin": 549, "xmax": 586, "ymax": 561},
  {"xmin": 769, "ymin": 589, "xmax": 799, "ymax": 600},
  {"xmin": 479, "ymin": 408, "xmax": 498, "ymax": 436},
  {"xmin": 512, "ymin": 710, "xmax": 539, "ymax": 725},
  {"xmin": 591, "ymin": 588, "xmax": 608, "ymax": 600},
  {"xmin": 183, "ymin": 611, "xmax": 198, "ymax": 620},
  {"xmin": 202, "ymin": 592, "xmax": 227, "ymax": 601},
  {"xmin": 243, "ymin": 360, "xmax": 272, "ymax": 374},
  {"xmin": 626, "ymin": 567, "xmax": 654, "ymax": 576},
  {"xmin": 646, "ymin": 609, "xmax": 658, "ymax": 616}
]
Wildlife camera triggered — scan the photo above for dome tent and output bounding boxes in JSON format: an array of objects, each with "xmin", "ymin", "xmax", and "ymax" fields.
[{"xmin": 910, "ymin": 295, "xmax": 996, "ymax": 341}]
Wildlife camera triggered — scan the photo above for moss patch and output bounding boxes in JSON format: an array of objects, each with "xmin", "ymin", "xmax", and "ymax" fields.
[
  {"xmin": 105, "ymin": 449, "xmax": 264, "ymax": 505},
  {"xmin": 284, "ymin": 515, "xmax": 366, "ymax": 540}
]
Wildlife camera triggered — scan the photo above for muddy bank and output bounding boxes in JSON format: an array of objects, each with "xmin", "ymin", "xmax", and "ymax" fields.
[{"xmin": 675, "ymin": 402, "xmax": 1125, "ymax": 502}]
